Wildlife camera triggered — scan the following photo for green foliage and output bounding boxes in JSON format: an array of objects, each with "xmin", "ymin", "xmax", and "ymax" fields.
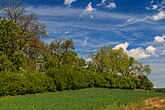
[
  {"xmin": 0, "ymin": 17, "xmax": 21, "ymax": 58},
  {"xmin": 101, "ymin": 73, "xmax": 136, "ymax": 89},
  {"xmin": 0, "ymin": 71, "xmax": 56, "ymax": 96},
  {"xmin": 154, "ymin": 88, "xmax": 165, "ymax": 93},
  {"xmin": 132, "ymin": 75, "xmax": 154, "ymax": 90},
  {"xmin": 46, "ymin": 67, "xmax": 89, "ymax": 91},
  {"xmin": 48, "ymin": 38, "xmax": 85, "ymax": 68},
  {"xmin": 45, "ymin": 67, "xmax": 139, "ymax": 91},
  {"xmin": 89, "ymin": 46, "xmax": 151, "ymax": 76},
  {"xmin": 0, "ymin": 52, "xmax": 15, "ymax": 71}
]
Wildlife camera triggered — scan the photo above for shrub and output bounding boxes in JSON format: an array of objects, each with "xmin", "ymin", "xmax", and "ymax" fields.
[
  {"xmin": 46, "ymin": 67, "xmax": 89, "ymax": 91},
  {"xmin": 131, "ymin": 75, "xmax": 153, "ymax": 90},
  {"xmin": 0, "ymin": 71, "xmax": 56, "ymax": 96}
]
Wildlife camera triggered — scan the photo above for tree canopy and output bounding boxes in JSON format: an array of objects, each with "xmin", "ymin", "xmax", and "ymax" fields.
[{"xmin": 88, "ymin": 46, "xmax": 151, "ymax": 76}]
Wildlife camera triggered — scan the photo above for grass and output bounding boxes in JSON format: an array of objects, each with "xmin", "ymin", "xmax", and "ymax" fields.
[{"xmin": 0, "ymin": 88, "xmax": 165, "ymax": 110}]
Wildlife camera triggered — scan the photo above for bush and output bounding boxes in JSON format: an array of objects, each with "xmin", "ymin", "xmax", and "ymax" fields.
[
  {"xmin": 46, "ymin": 67, "xmax": 89, "ymax": 91},
  {"xmin": 131, "ymin": 75, "xmax": 153, "ymax": 90},
  {"xmin": 46, "ymin": 67, "xmax": 137, "ymax": 91},
  {"xmin": 101, "ymin": 73, "xmax": 136, "ymax": 89},
  {"xmin": 0, "ymin": 71, "xmax": 56, "ymax": 96}
]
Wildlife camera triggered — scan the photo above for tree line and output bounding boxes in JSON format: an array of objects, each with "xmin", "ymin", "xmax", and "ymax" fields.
[{"xmin": 0, "ymin": 1, "xmax": 153, "ymax": 96}]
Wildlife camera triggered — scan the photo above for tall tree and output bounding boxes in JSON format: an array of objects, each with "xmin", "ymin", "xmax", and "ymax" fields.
[
  {"xmin": 1, "ymin": 1, "xmax": 47, "ymax": 61},
  {"xmin": 0, "ymin": 17, "xmax": 21, "ymax": 59},
  {"xmin": 47, "ymin": 38, "xmax": 85, "ymax": 68},
  {"xmin": 89, "ymin": 46, "xmax": 151, "ymax": 76}
]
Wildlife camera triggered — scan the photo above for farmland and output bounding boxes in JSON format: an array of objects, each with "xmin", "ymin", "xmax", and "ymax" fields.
[{"xmin": 0, "ymin": 88, "xmax": 165, "ymax": 110}]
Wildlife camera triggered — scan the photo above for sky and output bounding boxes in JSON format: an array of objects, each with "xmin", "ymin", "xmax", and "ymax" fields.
[{"xmin": 0, "ymin": 0, "xmax": 165, "ymax": 88}]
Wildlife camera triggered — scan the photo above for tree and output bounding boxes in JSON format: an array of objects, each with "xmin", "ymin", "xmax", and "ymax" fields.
[
  {"xmin": 46, "ymin": 38, "xmax": 85, "ymax": 68},
  {"xmin": 0, "ymin": 17, "xmax": 21, "ymax": 58},
  {"xmin": 1, "ymin": 1, "xmax": 47, "ymax": 61},
  {"xmin": 89, "ymin": 46, "xmax": 151, "ymax": 76},
  {"xmin": 0, "ymin": 17, "xmax": 26, "ymax": 71},
  {"xmin": 49, "ymin": 38, "xmax": 75, "ymax": 61},
  {"xmin": 0, "ymin": 52, "xmax": 15, "ymax": 71}
]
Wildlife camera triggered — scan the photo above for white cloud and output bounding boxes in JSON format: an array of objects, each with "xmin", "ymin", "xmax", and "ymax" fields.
[
  {"xmin": 64, "ymin": 31, "xmax": 70, "ymax": 35},
  {"xmin": 152, "ymin": 5, "xmax": 159, "ymax": 10},
  {"xmin": 105, "ymin": 2, "xmax": 116, "ymax": 9},
  {"xmin": 97, "ymin": 0, "xmax": 107, "ymax": 6},
  {"xmin": 146, "ymin": 4, "xmax": 158, "ymax": 10},
  {"xmin": 114, "ymin": 42, "xmax": 129, "ymax": 51},
  {"xmin": 114, "ymin": 43, "xmax": 158, "ymax": 59},
  {"xmin": 152, "ymin": 11, "xmax": 165, "ymax": 21},
  {"xmin": 85, "ymin": 2, "xmax": 95, "ymax": 13},
  {"xmin": 127, "ymin": 48, "xmax": 151, "ymax": 59},
  {"xmin": 101, "ymin": 0, "xmax": 106, "ymax": 4},
  {"xmin": 86, "ymin": 57, "xmax": 92, "ymax": 62},
  {"xmin": 81, "ymin": 37, "xmax": 88, "ymax": 46},
  {"xmin": 81, "ymin": 2, "xmax": 96, "ymax": 19},
  {"xmin": 146, "ymin": 45, "xmax": 157, "ymax": 55},
  {"xmin": 64, "ymin": 0, "xmax": 76, "ymax": 6},
  {"xmin": 154, "ymin": 35, "xmax": 165, "ymax": 42},
  {"xmin": 126, "ymin": 18, "xmax": 134, "ymax": 22}
]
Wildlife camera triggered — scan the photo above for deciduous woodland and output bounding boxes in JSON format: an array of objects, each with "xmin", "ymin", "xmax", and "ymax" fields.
[{"xmin": 0, "ymin": 1, "xmax": 153, "ymax": 96}]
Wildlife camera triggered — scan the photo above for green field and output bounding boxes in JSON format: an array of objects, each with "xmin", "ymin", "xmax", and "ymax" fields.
[{"xmin": 0, "ymin": 88, "xmax": 165, "ymax": 110}]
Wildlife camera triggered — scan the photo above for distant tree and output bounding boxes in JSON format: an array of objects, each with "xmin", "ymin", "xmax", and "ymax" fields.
[{"xmin": 89, "ymin": 46, "xmax": 151, "ymax": 76}]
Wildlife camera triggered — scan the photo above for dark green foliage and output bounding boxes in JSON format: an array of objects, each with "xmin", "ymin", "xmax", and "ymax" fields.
[
  {"xmin": 0, "ymin": 71, "xmax": 56, "ymax": 96},
  {"xmin": 0, "ymin": 52, "xmax": 15, "ymax": 71},
  {"xmin": 45, "ymin": 67, "xmax": 147, "ymax": 91},
  {"xmin": 101, "ymin": 73, "xmax": 136, "ymax": 89},
  {"xmin": 131, "ymin": 75, "xmax": 154, "ymax": 90},
  {"xmin": 46, "ymin": 67, "xmax": 89, "ymax": 91},
  {"xmin": 154, "ymin": 88, "xmax": 165, "ymax": 93}
]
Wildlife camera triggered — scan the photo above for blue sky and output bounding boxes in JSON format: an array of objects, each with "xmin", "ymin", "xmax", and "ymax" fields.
[{"xmin": 1, "ymin": 0, "xmax": 165, "ymax": 87}]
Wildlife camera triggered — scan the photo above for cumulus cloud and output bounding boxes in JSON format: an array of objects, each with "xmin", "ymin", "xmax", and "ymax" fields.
[
  {"xmin": 154, "ymin": 35, "xmax": 165, "ymax": 42},
  {"xmin": 146, "ymin": 45, "xmax": 157, "ymax": 56},
  {"xmin": 146, "ymin": 0, "xmax": 165, "ymax": 11},
  {"xmin": 152, "ymin": 11, "xmax": 165, "ymax": 21},
  {"xmin": 64, "ymin": 0, "xmax": 76, "ymax": 6},
  {"xmin": 114, "ymin": 42, "xmax": 129, "ymax": 51},
  {"xmin": 127, "ymin": 48, "xmax": 151, "ymax": 59},
  {"xmin": 85, "ymin": 2, "xmax": 95, "ymax": 13},
  {"xmin": 105, "ymin": 2, "xmax": 116, "ymax": 9},
  {"xmin": 80, "ymin": 2, "xmax": 95, "ymax": 18},
  {"xmin": 114, "ymin": 43, "xmax": 158, "ymax": 60},
  {"xmin": 146, "ymin": 0, "xmax": 165, "ymax": 21}
]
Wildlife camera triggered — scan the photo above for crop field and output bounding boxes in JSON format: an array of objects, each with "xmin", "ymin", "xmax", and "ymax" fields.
[{"xmin": 0, "ymin": 88, "xmax": 165, "ymax": 110}]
